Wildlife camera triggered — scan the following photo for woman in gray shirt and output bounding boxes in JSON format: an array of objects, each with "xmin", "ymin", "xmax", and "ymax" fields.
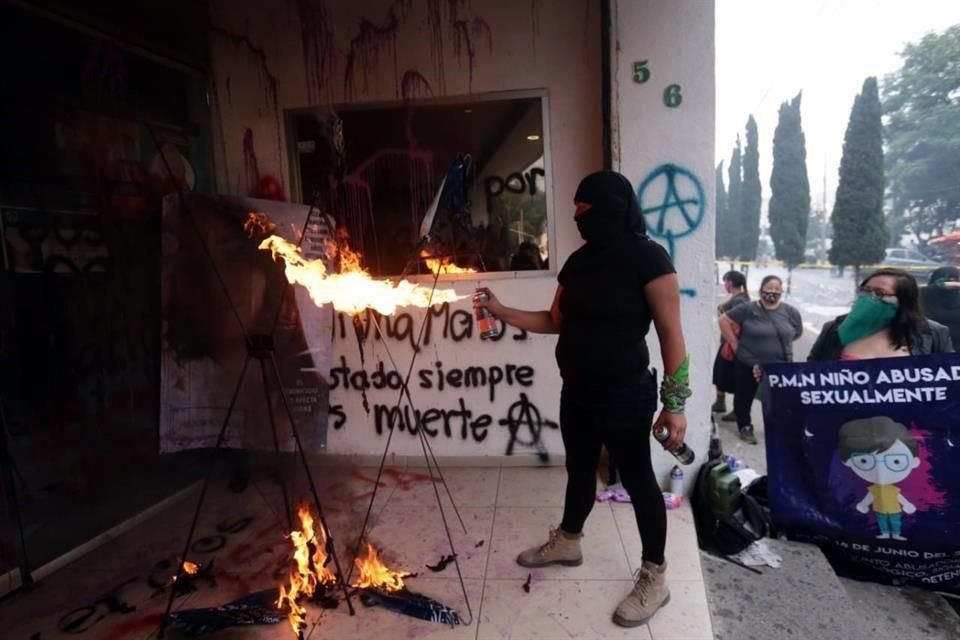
[{"xmin": 718, "ymin": 275, "xmax": 803, "ymax": 443}]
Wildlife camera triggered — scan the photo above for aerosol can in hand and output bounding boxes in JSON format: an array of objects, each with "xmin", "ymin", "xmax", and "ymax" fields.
[
  {"xmin": 653, "ymin": 425, "xmax": 696, "ymax": 465},
  {"xmin": 472, "ymin": 289, "xmax": 501, "ymax": 340}
]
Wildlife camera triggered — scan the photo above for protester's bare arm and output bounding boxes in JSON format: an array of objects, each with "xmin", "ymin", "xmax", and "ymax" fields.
[{"xmin": 473, "ymin": 286, "xmax": 562, "ymax": 334}]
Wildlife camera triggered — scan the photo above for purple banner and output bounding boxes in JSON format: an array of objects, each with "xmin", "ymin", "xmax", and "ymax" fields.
[{"xmin": 763, "ymin": 355, "xmax": 960, "ymax": 594}]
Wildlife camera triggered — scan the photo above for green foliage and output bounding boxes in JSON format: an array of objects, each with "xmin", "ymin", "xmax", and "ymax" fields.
[
  {"xmin": 740, "ymin": 116, "xmax": 762, "ymax": 260},
  {"xmin": 726, "ymin": 138, "xmax": 743, "ymax": 259},
  {"xmin": 488, "ymin": 189, "xmax": 547, "ymax": 258},
  {"xmin": 715, "ymin": 162, "xmax": 732, "ymax": 258},
  {"xmin": 830, "ymin": 77, "xmax": 888, "ymax": 267},
  {"xmin": 883, "ymin": 25, "xmax": 960, "ymax": 241},
  {"xmin": 769, "ymin": 93, "xmax": 811, "ymax": 269}
]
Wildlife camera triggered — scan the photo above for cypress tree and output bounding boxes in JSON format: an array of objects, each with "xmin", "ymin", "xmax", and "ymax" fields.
[
  {"xmin": 715, "ymin": 162, "xmax": 730, "ymax": 258},
  {"xmin": 727, "ymin": 139, "xmax": 743, "ymax": 260},
  {"xmin": 740, "ymin": 116, "xmax": 762, "ymax": 261},
  {"xmin": 829, "ymin": 77, "xmax": 888, "ymax": 287},
  {"xmin": 769, "ymin": 93, "xmax": 811, "ymax": 292}
]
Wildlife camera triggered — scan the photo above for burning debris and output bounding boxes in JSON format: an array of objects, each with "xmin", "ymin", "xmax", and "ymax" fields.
[
  {"xmin": 351, "ymin": 544, "xmax": 463, "ymax": 627},
  {"xmin": 255, "ymin": 220, "xmax": 466, "ymax": 316},
  {"xmin": 425, "ymin": 553, "xmax": 457, "ymax": 572},
  {"xmin": 276, "ymin": 505, "xmax": 337, "ymax": 634},
  {"xmin": 242, "ymin": 211, "xmax": 277, "ymax": 238},
  {"xmin": 360, "ymin": 588, "xmax": 463, "ymax": 627},
  {"xmin": 272, "ymin": 506, "xmax": 462, "ymax": 636},
  {"xmin": 167, "ymin": 588, "xmax": 284, "ymax": 636},
  {"xmin": 151, "ymin": 558, "xmax": 216, "ymax": 596},
  {"xmin": 352, "ymin": 543, "xmax": 412, "ymax": 592}
]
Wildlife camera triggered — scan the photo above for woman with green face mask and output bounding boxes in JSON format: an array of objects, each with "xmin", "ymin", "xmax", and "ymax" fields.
[{"xmin": 808, "ymin": 268, "xmax": 954, "ymax": 362}]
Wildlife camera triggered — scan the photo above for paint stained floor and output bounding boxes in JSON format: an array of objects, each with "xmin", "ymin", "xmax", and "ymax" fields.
[{"xmin": 0, "ymin": 463, "xmax": 711, "ymax": 640}]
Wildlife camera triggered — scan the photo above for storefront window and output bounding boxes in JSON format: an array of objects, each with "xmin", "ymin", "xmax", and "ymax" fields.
[{"xmin": 289, "ymin": 93, "xmax": 550, "ymax": 276}]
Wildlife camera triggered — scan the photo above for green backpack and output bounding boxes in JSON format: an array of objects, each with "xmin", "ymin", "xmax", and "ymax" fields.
[{"xmin": 691, "ymin": 460, "xmax": 770, "ymax": 555}]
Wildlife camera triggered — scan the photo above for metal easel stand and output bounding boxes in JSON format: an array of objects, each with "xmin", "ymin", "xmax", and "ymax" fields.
[
  {"xmin": 145, "ymin": 121, "xmax": 355, "ymax": 634},
  {"xmin": 157, "ymin": 331, "xmax": 356, "ymax": 636}
]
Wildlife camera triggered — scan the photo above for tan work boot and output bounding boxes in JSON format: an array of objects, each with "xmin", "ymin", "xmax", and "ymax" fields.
[
  {"xmin": 516, "ymin": 527, "xmax": 583, "ymax": 568},
  {"xmin": 613, "ymin": 560, "xmax": 670, "ymax": 627}
]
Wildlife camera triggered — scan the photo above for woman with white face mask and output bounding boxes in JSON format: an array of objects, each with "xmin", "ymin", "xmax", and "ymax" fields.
[
  {"xmin": 718, "ymin": 275, "xmax": 803, "ymax": 443},
  {"xmin": 809, "ymin": 268, "xmax": 953, "ymax": 362}
]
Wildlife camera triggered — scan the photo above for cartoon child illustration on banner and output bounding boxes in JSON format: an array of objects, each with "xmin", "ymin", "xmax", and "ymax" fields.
[{"xmin": 838, "ymin": 416, "xmax": 921, "ymax": 540}]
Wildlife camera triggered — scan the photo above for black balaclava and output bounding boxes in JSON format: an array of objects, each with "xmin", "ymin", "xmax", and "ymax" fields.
[{"xmin": 573, "ymin": 170, "xmax": 646, "ymax": 244}]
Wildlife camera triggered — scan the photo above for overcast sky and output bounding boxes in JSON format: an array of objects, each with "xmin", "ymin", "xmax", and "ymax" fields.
[{"xmin": 716, "ymin": 0, "xmax": 960, "ymax": 214}]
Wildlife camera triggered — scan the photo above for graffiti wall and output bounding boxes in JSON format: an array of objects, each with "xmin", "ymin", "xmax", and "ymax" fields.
[
  {"xmin": 613, "ymin": 0, "xmax": 717, "ymax": 467},
  {"xmin": 208, "ymin": 0, "xmax": 599, "ymax": 461},
  {"xmin": 209, "ymin": 0, "xmax": 717, "ymax": 472}
]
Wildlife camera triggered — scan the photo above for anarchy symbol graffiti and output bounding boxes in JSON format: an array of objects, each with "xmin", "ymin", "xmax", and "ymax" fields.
[{"xmin": 636, "ymin": 163, "xmax": 705, "ymax": 260}]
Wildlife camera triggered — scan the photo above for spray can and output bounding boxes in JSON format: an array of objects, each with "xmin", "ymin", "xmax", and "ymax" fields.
[
  {"xmin": 653, "ymin": 426, "xmax": 696, "ymax": 465},
  {"xmin": 669, "ymin": 465, "xmax": 684, "ymax": 496},
  {"xmin": 472, "ymin": 289, "xmax": 501, "ymax": 340},
  {"xmin": 708, "ymin": 415, "xmax": 724, "ymax": 461}
]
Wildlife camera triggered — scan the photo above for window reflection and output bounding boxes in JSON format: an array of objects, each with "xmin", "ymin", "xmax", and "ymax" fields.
[{"xmin": 290, "ymin": 94, "xmax": 549, "ymax": 276}]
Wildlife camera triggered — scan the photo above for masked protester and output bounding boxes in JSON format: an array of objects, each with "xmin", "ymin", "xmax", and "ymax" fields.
[
  {"xmin": 921, "ymin": 266, "xmax": 960, "ymax": 348},
  {"xmin": 718, "ymin": 275, "xmax": 803, "ymax": 444},
  {"xmin": 809, "ymin": 268, "xmax": 952, "ymax": 362},
  {"xmin": 473, "ymin": 170, "xmax": 688, "ymax": 628}
]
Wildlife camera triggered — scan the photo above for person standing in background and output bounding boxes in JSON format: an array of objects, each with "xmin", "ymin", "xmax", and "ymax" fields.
[
  {"xmin": 712, "ymin": 270, "xmax": 750, "ymax": 418},
  {"xmin": 718, "ymin": 275, "xmax": 802, "ymax": 444},
  {"xmin": 921, "ymin": 266, "xmax": 960, "ymax": 349},
  {"xmin": 809, "ymin": 268, "xmax": 952, "ymax": 361}
]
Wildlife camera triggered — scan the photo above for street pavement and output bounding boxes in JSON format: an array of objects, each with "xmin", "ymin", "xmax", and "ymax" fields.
[{"xmin": 703, "ymin": 276, "xmax": 960, "ymax": 640}]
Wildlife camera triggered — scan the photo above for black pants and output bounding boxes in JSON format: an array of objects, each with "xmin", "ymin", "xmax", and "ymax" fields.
[
  {"xmin": 558, "ymin": 374, "xmax": 666, "ymax": 565},
  {"xmin": 732, "ymin": 360, "xmax": 760, "ymax": 428}
]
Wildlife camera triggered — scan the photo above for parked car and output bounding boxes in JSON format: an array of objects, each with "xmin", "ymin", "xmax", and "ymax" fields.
[
  {"xmin": 880, "ymin": 247, "xmax": 942, "ymax": 279},
  {"xmin": 882, "ymin": 248, "xmax": 941, "ymax": 267}
]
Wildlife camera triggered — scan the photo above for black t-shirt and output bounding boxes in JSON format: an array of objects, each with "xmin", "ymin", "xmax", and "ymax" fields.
[
  {"xmin": 556, "ymin": 235, "xmax": 676, "ymax": 387},
  {"xmin": 922, "ymin": 287, "xmax": 960, "ymax": 347}
]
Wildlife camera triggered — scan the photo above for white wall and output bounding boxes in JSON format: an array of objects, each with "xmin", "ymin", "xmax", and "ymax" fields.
[
  {"xmin": 208, "ymin": 0, "xmax": 601, "ymax": 463},
  {"xmin": 612, "ymin": 0, "xmax": 717, "ymax": 476},
  {"xmin": 208, "ymin": 0, "xmax": 716, "ymax": 481}
]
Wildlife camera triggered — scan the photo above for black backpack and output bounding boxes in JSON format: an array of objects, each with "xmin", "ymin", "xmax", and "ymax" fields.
[{"xmin": 691, "ymin": 460, "xmax": 771, "ymax": 556}]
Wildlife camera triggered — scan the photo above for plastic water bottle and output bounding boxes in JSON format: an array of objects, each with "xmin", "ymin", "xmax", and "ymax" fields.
[
  {"xmin": 653, "ymin": 426, "xmax": 696, "ymax": 465},
  {"xmin": 669, "ymin": 465, "xmax": 684, "ymax": 495},
  {"xmin": 472, "ymin": 289, "xmax": 501, "ymax": 340}
]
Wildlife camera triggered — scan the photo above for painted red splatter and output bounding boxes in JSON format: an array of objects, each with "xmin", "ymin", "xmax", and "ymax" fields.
[
  {"xmin": 210, "ymin": 27, "xmax": 286, "ymax": 199},
  {"xmin": 401, "ymin": 70, "xmax": 433, "ymax": 101},
  {"xmin": 343, "ymin": 4, "xmax": 410, "ymax": 100},
  {"xmin": 296, "ymin": 0, "xmax": 336, "ymax": 104}
]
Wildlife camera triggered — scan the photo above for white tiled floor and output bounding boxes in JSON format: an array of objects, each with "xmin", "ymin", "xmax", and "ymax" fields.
[{"xmin": 0, "ymin": 465, "xmax": 712, "ymax": 640}]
